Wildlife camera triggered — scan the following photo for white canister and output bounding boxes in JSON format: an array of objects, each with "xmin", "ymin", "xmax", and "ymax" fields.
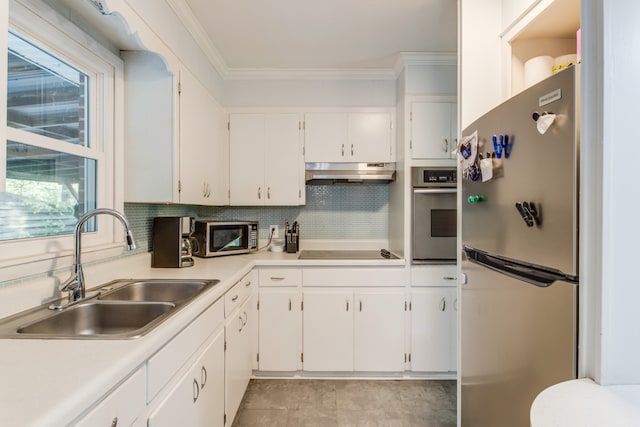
[{"xmin": 524, "ymin": 56, "xmax": 554, "ymax": 87}]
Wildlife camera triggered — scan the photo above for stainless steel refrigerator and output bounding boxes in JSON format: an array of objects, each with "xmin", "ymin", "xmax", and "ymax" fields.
[{"xmin": 460, "ymin": 66, "xmax": 579, "ymax": 426}]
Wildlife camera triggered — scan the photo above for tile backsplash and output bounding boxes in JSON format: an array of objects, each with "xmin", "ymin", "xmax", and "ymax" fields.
[
  {"xmin": 0, "ymin": 184, "xmax": 389, "ymax": 288},
  {"xmin": 125, "ymin": 184, "xmax": 389, "ymax": 253}
]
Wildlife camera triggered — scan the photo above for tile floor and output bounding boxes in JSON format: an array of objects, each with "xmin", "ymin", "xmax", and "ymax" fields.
[{"xmin": 231, "ymin": 379, "xmax": 457, "ymax": 427}]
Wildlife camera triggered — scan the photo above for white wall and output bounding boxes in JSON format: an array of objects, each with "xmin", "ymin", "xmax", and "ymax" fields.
[
  {"xmin": 388, "ymin": 70, "xmax": 407, "ymax": 258},
  {"xmin": 581, "ymin": 0, "xmax": 640, "ymax": 385},
  {"xmin": 221, "ymin": 79, "xmax": 396, "ymax": 107},
  {"xmin": 459, "ymin": 0, "xmax": 503, "ymax": 128},
  {"xmin": 405, "ymin": 64, "xmax": 457, "ymax": 95}
]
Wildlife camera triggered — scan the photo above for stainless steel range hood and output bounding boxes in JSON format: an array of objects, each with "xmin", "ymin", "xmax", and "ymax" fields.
[{"xmin": 305, "ymin": 162, "xmax": 396, "ymax": 184}]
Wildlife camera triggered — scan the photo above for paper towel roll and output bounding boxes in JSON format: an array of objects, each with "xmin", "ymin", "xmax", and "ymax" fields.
[{"xmin": 524, "ymin": 56, "xmax": 553, "ymax": 87}]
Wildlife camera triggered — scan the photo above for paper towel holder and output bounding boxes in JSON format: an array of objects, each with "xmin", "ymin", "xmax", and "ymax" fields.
[{"xmin": 532, "ymin": 111, "xmax": 553, "ymax": 122}]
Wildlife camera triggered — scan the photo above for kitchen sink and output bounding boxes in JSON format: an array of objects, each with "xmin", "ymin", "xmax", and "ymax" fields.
[
  {"xmin": 0, "ymin": 278, "xmax": 220, "ymax": 339},
  {"xmin": 17, "ymin": 302, "xmax": 174, "ymax": 337},
  {"xmin": 98, "ymin": 279, "xmax": 217, "ymax": 304}
]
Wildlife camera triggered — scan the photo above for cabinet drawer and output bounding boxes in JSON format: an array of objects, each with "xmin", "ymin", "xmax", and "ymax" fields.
[
  {"xmin": 147, "ymin": 298, "xmax": 224, "ymax": 403},
  {"xmin": 148, "ymin": 329, "xmax": 225, "ymax": 427},
  {"xmin": 225, "ymin": 271, "xmax": 255, "ymax": 315},
  {"xmin": 410, "ymin": 265, "xmax": 458, "ymax": 286},
  {"xmin": 75, "ymin": 368, "xmax": 145, "ymax": 427},
  {"xmin": 258, "ymin": 267, "xmax": 302, "ymax": 287},
  {"xmin": 303, "ymin": 267, "xmax": 405, "ymax": 287}
]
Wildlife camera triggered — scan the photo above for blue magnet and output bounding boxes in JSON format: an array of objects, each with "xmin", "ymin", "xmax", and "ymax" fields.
[
  {"xmin": 493, "ymin": 134, "xmax": 502, "ymax": 159},
  {"xmin": 504, "ymin": 134, "xmax": 512, "ymax": 158}
]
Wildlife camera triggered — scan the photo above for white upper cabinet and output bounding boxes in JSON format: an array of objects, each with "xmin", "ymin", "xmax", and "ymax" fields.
[
  {"xmin": 410, "ymin": 99, "xmax": 457, "ymax": 160},
  {"xmin": 349, "ymin": 113, "xmax": 394, "ymax": 162},
  {"xmin": 229, "ymin": 113, "xmax": 304, "ymax": 206},
  {"xmin": 123, "ymin": 51, "xmax": 176, "ymax": 203},
  {"xmin": 229, "ymin": 114, "xmax": 264, "ymax": 205},
  {"xmin": 305, "ymin": 112, "xmax": 393, "ymax": 163},
  {"xmin": 304, "ymin": 113, "xmax": 348, "ymax": 162},
  {"xmin": 123, "ymin": 51, "xmax": 228, "ymax": 205},
  {"xmin": 178, "ymin": 69, "xmax": 229, "ymax": 205}
]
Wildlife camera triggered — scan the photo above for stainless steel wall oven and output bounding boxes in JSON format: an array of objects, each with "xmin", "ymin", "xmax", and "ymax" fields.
[{"xmin": 411, "ymin": 167, "xmax": 457, "ymax": 263}]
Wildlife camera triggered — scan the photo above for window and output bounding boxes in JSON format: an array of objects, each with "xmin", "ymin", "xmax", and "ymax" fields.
[
  {"xmin": 1, "ymin": 0, "xmax": 123, "ymax": 280},
  {"xmin": 4, "ymin": 33, "xmax": 97, "ymax": 240}
]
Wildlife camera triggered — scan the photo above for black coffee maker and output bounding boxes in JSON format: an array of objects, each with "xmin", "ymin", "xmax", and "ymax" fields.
[{"xmin": 151, "ymin": 216, "xmax": 197, "ymax": 268}]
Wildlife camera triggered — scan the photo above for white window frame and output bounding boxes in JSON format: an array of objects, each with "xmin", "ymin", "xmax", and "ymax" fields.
[{"xmin": 0, "ymin": 0, "xmax": 125, "ymax": 281}]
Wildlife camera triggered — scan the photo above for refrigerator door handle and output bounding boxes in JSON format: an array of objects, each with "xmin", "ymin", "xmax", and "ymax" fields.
[{"xmin": 463, "ymin": 246, "xmax": 578, "ymax": 287}]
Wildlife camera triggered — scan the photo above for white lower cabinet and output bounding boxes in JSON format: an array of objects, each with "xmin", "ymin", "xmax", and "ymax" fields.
[
  {"xmin": 354, "ymin": 290, "xmax": 406, "ymax": 372},
  {"xmin": 302, "ymin": 289, "xmax": 405, "ymax": 372},
  {"xmin": 225, "ymin": 295, "xmax": 253, "ymax": 426},
  {"xmin": 303, "ymin": 289, "xmax": 354, "ymax": 371},
  {"xmin": 74, "ymin": 368, "xmax": 146, "ymax": 427},
  {"xmin": 410, "ymin": 288, "xmax": 457, "ymax": 372},
  {"xmin": 258, "ymin": 288, "xmax": 301, "ymax": 371},
  {"xmin": 147, "ymin": 299, "xmax": 225, "ymax": 403},
  {"xmin": 148, "ymin": 329, "xmax": 225, "ymax": 427}
]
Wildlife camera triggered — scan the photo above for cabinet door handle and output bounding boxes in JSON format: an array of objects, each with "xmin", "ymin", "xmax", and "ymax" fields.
[
  {"xmin": 238, "ymin": 316, "xmax": 243, "ymax": 331},
  {"xmin": 267, "ymin": 187, "xmax": 271, "ymax": 199},
  {"xmin": 258, "ymin": 187, "xmax": 262, "ymax": 199},
  {"xmin": 202, "ymin": 182, "xmax": 207, "ymax": 197},
  {"xmin": 454, "ymin": 298, "xmax": 458, "ymax": 311},
  {"xmin": 359, "ymin": 300, "xmax": 362, "ymax": 312},
  {"xmin": 341, "ymin": 144, "xmax": 345, "ymax": 157},
  {"xmin": 440, "ymin": 297, "xmax": 446, "ymax": 312},
  {"xmin": 193, "ymin": 379, "xmax": 200, "ymax": 403},
  {"xmin": 242, "ymin": 311, "xmax": 248, "ymax": 325},
  {"xmin": 288, "ymin": 299, "xmax": 292, "ymax": 311},
  {"xmin": 443, "ymin": 276, "xmax": 457, "ymax": 281},
  {"xmin": 232, "ymin": 295, "xmax": 239, "ymax": 302},
  {"xmin": 201, "ymin": 366, "xmax": 207, "ymax": 389},
  {"xmin": 346, "ymin": 300, "xmax": 349, "ymax": 312},
  {"xmin": 110, "ymin": 417, "xmax": 118, "ymax": 427},
  {"xmin": 245, "ymin": 280, "xmax": 252, "ymax": 287},
  {"xmin": 351, "ymin": 143, "xmax": 354, "ymax": 156},
  {"xmin": 270, "ymin": 276, "xmax": 285, "ymax": 281}
]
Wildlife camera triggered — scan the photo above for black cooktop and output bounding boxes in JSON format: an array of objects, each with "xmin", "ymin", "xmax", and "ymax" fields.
[{"xmin": 297, "ymin": 250, "xmax": 399, "ymax": 260}]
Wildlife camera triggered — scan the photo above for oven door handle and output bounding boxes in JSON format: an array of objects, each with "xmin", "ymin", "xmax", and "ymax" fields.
[{"xmin": 413, "ymin": 188, "xmax": 457, "ymax": 194}]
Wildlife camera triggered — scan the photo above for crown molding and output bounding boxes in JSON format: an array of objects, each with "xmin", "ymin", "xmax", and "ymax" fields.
[{"xmin": 166, "ymin": 0, "xmax": 230, "ymax": 78}]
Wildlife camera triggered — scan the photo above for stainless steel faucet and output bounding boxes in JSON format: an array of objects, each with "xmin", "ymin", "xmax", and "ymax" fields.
[{"xmin": 51, "ymin": 208, "xmax": 136, "ymax": 310}]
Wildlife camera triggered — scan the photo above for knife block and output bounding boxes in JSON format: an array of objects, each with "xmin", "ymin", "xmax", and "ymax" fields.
[{"xmin": 285, "ymin": 230, "xmax": 298, "ymax": 253}]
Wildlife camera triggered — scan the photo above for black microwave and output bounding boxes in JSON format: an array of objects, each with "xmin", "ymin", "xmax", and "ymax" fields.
[{"xmin": 193, "ymin": 220, "xmax": 258, "ymax": 257}]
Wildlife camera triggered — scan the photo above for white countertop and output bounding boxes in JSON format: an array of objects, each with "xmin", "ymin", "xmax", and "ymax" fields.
[
  {"xmin": 531, "ymin": 378, "xmax": 640, "ymax": 427},
  {"xmin": 0, "ymin": 250, "xmax": 406, "ymax": 426}
]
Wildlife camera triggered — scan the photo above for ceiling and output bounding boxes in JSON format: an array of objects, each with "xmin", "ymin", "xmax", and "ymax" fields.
[
  {"xmin": 51, "ymin": 0, "xmax": 457, "ymax": 79},
  {"xmin": 180, "ymin": 0, "xmax": 458, "ymax": 74}
]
